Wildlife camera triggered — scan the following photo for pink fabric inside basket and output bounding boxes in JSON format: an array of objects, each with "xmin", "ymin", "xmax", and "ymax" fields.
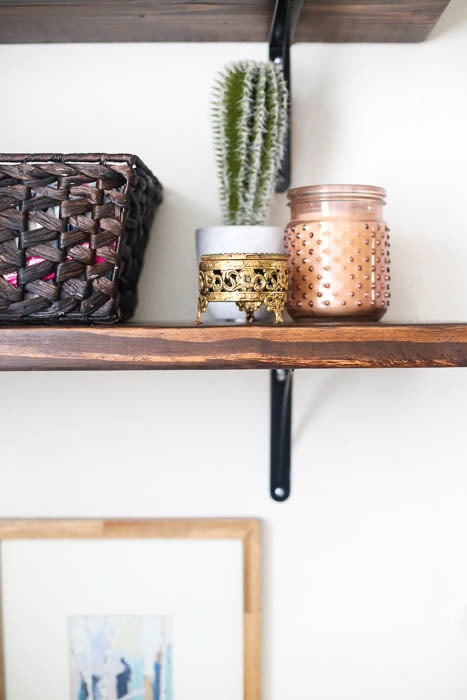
[{"xmin": 3, "ymin": 242, "xmax": 108, "ymax": 287}]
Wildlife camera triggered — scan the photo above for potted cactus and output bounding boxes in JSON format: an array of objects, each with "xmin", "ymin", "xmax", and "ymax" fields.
[{"xmin": 196, "ymin": 59, "xmax": 288, "ymax": 321}]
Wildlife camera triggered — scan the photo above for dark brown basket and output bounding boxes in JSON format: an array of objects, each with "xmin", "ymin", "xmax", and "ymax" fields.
[{"xmin": 0, "ymin": 153, "xmax": 162, "ymax": 323}]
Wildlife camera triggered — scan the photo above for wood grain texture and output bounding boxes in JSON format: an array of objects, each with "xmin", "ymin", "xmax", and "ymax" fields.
[
  {"xmin": 0, "ymin": 518, "xmax": 261, "ymax": 700},
  {"xmin": 0, "ymin": 0, "xmax": 451, "ymax": 44},
  {"xmin": 0, "ymin": 323, "xmax": 466, "ymax": 370},
  {"xmin": 295, "ymin": 0, "xmax": 452, "ymax": 42}
]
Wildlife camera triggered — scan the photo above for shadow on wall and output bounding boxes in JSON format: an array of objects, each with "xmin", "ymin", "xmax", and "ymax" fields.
[
  {"xmin": 293, "ymin": 370, "xmax": 345, "ymax": 446},
  {"xmin": 430, "ymin": 0, "xmax": 467, "ymax": 39},
  {"xmin": 290, "ymin": 46, "xmax": 338, "ymax": 186},
  {"xmin": 136, "ymin": 186, "xmax": 213, "ymax": 322},
  {"xmin": 388, "ymin": 233, "xmax": 467, "ymax": 323}
]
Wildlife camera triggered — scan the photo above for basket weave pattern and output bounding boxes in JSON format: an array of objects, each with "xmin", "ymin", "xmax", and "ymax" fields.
[{"xmin": 0, "ymin": 153, "xmax": 162, "ymax": 323}]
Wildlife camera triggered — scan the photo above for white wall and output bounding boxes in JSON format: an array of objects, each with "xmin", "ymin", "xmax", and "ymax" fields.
[{"xmin": 1, "ymin": 1, "xmax": 467, "ymax": 697}]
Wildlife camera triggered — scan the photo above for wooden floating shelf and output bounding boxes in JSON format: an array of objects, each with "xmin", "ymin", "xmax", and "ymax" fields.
[
  {"xmin": 0, "ymin": 323, "xmax": 466, "ymax": 371},
  {"xmin": 0, "ymin": 1, "xmax": 451, "ymax": 45}
]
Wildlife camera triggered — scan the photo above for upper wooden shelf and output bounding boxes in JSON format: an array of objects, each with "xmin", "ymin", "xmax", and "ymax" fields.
[
  {"xmin": 0, "ymin": 1, "xmax": 451, "ymax": 44},
  {"xmin": 0, "ymin": 323, "xmax": 466, "ymax": 371}
]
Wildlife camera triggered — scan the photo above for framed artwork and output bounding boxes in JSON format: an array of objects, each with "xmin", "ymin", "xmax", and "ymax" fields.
[{"xmin": 0, "ymin": 518, "xmax": 260, "ymax": 700}]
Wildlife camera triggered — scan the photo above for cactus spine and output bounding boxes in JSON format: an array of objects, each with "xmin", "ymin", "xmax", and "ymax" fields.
[{"xmin": 212, "ymin": 60, "xmax": 288, "ymax": 226}]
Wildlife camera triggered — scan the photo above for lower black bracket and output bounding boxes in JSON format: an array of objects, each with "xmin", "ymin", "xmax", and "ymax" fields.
[{"xmin": 270, "ymin": 369, "xmax": 293, "ymax": 501}]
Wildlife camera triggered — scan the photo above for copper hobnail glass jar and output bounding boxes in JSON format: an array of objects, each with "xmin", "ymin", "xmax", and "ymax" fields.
[{"xmin": 285, "ymin": 184, "xmax": 390, "ymax": 321}]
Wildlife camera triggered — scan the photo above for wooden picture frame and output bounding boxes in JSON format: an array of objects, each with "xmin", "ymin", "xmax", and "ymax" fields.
[{"xmin": 0, "ymin": 518, "xmax": 260, "ymax": 700}]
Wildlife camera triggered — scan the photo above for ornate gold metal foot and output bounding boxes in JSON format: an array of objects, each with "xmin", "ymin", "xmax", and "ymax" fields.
[
  {"xmin": 264, "ymin": 294, "xmax": 286, "ymax": 323},
  {"xmin": 195, "ymin": 295, "xmax": 208, "ymax": 324},
  {"xmin": 236, "ymin": 300, "xmax": 263, "ymax": 323}
]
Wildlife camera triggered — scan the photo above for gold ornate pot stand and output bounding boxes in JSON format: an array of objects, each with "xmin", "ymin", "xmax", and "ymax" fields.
[{"xmin": 196, "ymin": 253, "xmax": 288, "ymax": 324}]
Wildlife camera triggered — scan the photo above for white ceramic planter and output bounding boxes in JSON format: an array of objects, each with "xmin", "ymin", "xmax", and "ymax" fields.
[{"xmin": 195, "ymin": 225, "xmax": 285, "ymax": 322}]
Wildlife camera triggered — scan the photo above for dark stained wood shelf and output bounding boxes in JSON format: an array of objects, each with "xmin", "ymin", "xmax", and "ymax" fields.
[
  {"xmin": 0, "ymin": 322, "xmax": 466, "ymax": 371},
  {"xmin": 0, "ymin": 1, "xmax": 451, "ymax": 44}
]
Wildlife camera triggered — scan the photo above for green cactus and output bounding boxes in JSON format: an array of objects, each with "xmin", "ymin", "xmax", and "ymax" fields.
[{"xmin": 211, "ymin": 60, "xmax": 288, "ymax": 226}]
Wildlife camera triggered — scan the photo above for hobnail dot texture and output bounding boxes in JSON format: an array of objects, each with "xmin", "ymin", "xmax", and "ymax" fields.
[{"xmin": 284, "ymin": 221, "xmax": 391, "ymax": 319}]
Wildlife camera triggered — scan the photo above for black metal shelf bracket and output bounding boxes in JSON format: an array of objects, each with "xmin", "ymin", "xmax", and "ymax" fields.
[
  {"xmin": 270, "ymin": 369, "xmax": 293, "ymax": 501},
  {"xmin": 269, "ymin": 0, "xmax": 304, "ymax": 193},
  {"xmin": 268, "ymin": 0, "xmax": 302, "ymax": 498}
]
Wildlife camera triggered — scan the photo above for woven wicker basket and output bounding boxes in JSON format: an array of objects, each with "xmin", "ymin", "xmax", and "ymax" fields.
[{"xmin": 0, "ymin": 153, "xmax": 162, "ymax": 323}]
